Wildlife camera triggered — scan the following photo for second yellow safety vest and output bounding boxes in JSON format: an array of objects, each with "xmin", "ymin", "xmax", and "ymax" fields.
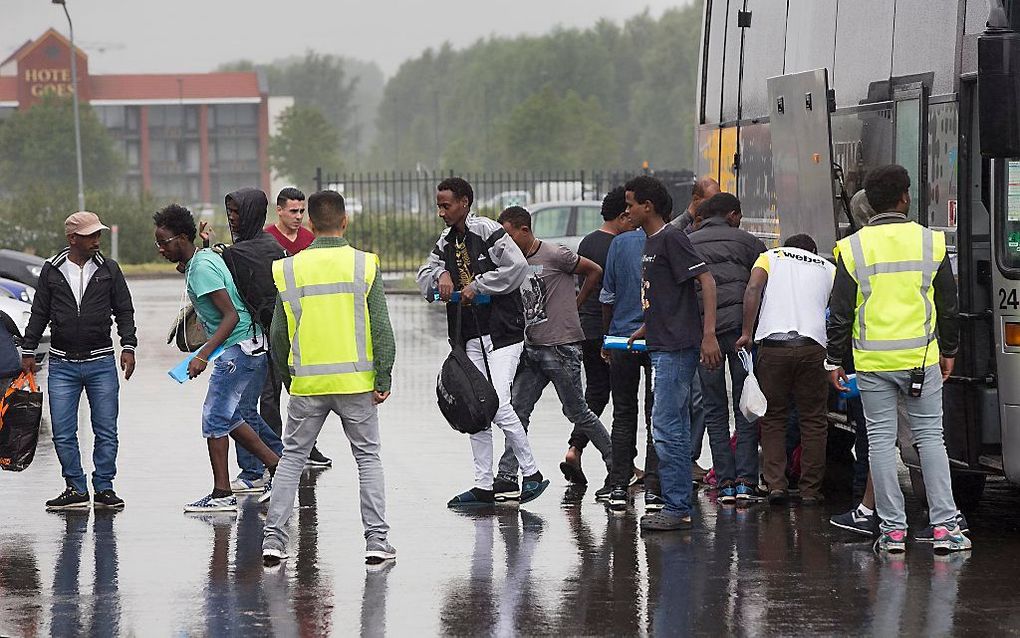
[
  {"xmin": 272, "ymin": 245, "xmax": 378, "ymax": 396},
  {"xmin": 835, "ymin": 220, "xmax": 946, "ymax": 372}
]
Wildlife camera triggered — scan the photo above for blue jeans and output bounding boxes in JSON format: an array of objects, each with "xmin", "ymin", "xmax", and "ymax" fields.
[
  {"xmin": 650, "ymin": 349, "xmax": 700, "ymax": 518},
  {"xmin": 690, "ymin": 371, "xmax": 705, "ymax": 461},
  {"xmin": 498, "ymin": 343, "xmax": 612, "ymax": 479},
  {"xmin": 700, "ymin": 330, "xmax": 758, "ymax": 484},
  {"xmin": 48, "ymin": 355, "xmax": 120, "ymax": 494},
  {"xmin": 232, "ymin": 352, "xmax": 284, "ymax": 480}
]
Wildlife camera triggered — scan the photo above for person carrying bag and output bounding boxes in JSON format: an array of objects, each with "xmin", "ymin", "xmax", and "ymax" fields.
[
  {"xmin": 437, "ymin": 301, "xmax": 499, "ymax": 435},
  {"xmin": 0, "ymin": 371, "xmax": 43, "ymax": 472}
]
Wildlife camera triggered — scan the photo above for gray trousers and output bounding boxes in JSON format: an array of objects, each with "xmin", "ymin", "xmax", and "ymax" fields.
[
  {"xmin": 858, "ymin": 365, "xmax": 958, "ymax": 532},
  {"xmin": 263, "ymin": 392, "xmax": 389, "ymax": 553}
]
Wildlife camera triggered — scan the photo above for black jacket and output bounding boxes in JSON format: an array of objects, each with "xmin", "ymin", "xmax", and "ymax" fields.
[
  {"xmin": 826, "ymin": 214, "xmax": 960, "ymax": 366},
  {"xmin": 220, "ymin": 188, "xmax": 286, "ymax": 331},
  {"xmin": 23, "ymin": 249, "xmax": 136, "ymax": 359},
  {"xmin": 689, "ymin": 217, "xmax": 767, "ymax": 335},
  {"xmin": 417, "ymin": 214, "xmax": 529, "ymax": 349},
  {"xmin": 0, "ymin": 310, "xmax": 22, "ymax": 377}
]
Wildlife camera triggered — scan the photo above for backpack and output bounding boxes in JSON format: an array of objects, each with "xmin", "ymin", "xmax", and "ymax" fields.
[
  {"xmin": 216, "ymin": 233, "xmax": 286, "ymax": 332},
  {"xmin": 436, "ymin": 303, "xmax": 499, "ymax": 435}
]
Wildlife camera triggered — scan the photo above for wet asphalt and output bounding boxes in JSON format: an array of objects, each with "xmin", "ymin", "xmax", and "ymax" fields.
[{"xmin": 3, "ymin": 278, "xmax": 1020, "ymax": 636}]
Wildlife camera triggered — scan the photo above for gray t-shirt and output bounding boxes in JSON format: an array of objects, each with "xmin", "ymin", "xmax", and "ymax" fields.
[{"xmin": 520, "ymin": 241, "xmax": 583, "ymax": 346}]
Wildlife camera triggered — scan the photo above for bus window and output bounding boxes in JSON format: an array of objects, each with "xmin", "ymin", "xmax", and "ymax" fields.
[
  {"xmin": 1002, "ymin": 161, "xmax": 1020, "ymax": 273},
  {"xmin": 894, "ymin": 97, "xmax": 922, "ymax": 222}
]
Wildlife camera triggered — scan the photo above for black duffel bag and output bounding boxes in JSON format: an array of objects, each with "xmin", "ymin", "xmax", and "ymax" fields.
[
  {"xmin": 0, "ymin": 372, "xmax": 43, "ymax": 472},
  {"xmin": 436, "ymin": 303, "xmax": 499, "ymax": 435}
]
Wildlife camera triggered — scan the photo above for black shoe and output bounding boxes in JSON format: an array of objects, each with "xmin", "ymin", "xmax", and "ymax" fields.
[
  {"xmin": 767, "ymin": 489, "xmax": 789, "ymax": 506},
  {"xmin": 93, "ymin": 489, "xmax": 125, "ymax": 510},
  {"xmin": 448, "ymin": 487, "xmax": 495, "ymax": 508},
  {"xmin": 559, "ymin": 460, "xmax": 588, "ymax": 486},
  {"xmin": 608, "ymin": 487, "xmax": 628, "ymax": 512},
  {"xmin": 594, "ymin": 478, "xmax": 614, "ymax": 502},
  {"xmin": 493, "ymin": 477, "xmax": 521, "ymax": 502},
  {"xmin": 305, "ymin": 447, "xmax": 332, "ymax": 468},
  {"xmin": 46, "ymin": 487, "xmax": 90, "ymax": 510}
]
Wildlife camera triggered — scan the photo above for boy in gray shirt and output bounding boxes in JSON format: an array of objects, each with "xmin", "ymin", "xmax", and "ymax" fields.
[{"xmin": 493, "ymin": 206, "xmax": 613, "ymax": 499}]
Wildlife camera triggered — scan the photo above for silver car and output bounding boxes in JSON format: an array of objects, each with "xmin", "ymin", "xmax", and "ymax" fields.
[{"xmin": 527, "ymin": 201, "xmax": 605, "ymax": 252}]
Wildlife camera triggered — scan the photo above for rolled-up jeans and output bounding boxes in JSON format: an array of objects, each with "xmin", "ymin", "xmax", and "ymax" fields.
[
  {"xmin": 650, "ymin": 348, "xmax": 699, "ymax": 518},
  {"xmin": 232, "ymin": 353, "xmax": 284, "ymax": 480},
  {"xmin": 498, "ymin": 343, "xmax": 612, "ymax": 480},
  {"xmin": 858, "ymin": 365, "xmax": 958, "ymax": 532}
]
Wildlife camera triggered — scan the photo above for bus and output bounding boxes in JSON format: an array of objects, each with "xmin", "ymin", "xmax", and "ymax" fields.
[{"xmin": 694, "ymin": 0, "xmax": 1020, "ymax": 507}]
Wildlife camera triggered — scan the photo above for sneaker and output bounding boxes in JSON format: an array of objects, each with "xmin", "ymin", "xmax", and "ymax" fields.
[
  {"xmin": 447, "ymin": 487, "xmax": 495, "ymax": 508},
  {"xmin": 305, "ymin": 447, "xmax": 333, "ymax": 468},
  {"xmin": 932, "ymin": 523, "xmax": 973, "ymax": 553},
  {"xmin": 520, "ymin": 472, "xmax": 550, "ymax": 504},
  {"xmin": 46, "ymin": 487, "xmax": 90, "ymax": 511},
  {"xmin": 365, "ymin": 538, "xmax": 398, "ymax": 565},
  {"xmin": 640, "ymin": 511, "xmax": 692, "ymax": 532},
  {"xmin": 257, "ymin": 480, "xmax": 273, "ymax": 504},
  {"xmin": 559, "ymin": 460, "xmax": 588, "ymax": 486},
  {"xmin": 93, "ymin": 489, "xmax": 125, "ymax": 510},
  {"xmin": 594, "ymin": 478, "xmax": 614, "ymax": 502},
  {"xmin": 719, "ymin": 481, "xmax": 737, "ymax": 505},
  {"xmin": 184, "ymin": 494, "xmax": 238, "ymax": 513},
  {"xmin": 263, "ymin": 546, "xmax": 289, "ymax": 567},
  {"xmin": 608, "ymin": 487, "xmax": 628, "ymax": 512},
  {"xmin": 644, "ymin": 493, "xmax": 665, "ymax": 512},
  {"xmin": 914, "ymin": 513, "xmax": 970, "ymax": 542},
  {"xmin": 231, "ymin": 475, "xmax": 269, "ymax": 493},
  {"xmin": 767, "ymin": 489, "xmax": 790, "ymax": 506},
  {"xmin": 735, "ymin": 482, "xmax": 763, "ymax": 502},
  {"xmin": 493, "ymin": 477, "xmax": 521, "ymax": 502},
  {"xmin": 873, "ymin": 529, "xmax": 907, "ymax": 554},
  {"xmin": 830, "ymin": 506, "xmax": 880, "ymax": 537}
]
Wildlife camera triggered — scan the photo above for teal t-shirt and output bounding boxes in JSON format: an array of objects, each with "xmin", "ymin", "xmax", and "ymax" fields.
[{"xmin": 186, "ymin": 249, "xmax": 258, "ymax": 349}]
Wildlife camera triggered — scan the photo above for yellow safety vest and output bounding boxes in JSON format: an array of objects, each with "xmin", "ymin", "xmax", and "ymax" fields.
[
  {"xmin": 272, "ymin": 245, "xmax": 378, "ymax": 396},
  {"xmin": 835, "ymin": 220, "xmax": 946, "ymax": 372}
]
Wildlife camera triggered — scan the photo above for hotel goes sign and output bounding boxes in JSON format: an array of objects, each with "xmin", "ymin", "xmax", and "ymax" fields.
[{"xmin": 24, "ymin": 67, "xmax": 74, "ymax": 97}]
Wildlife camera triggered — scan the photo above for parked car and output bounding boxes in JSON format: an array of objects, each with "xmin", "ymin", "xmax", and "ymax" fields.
[
  {"xmin": 528, "ymin": 201, "xmax": 605, "ymax": 252},
  {"xmin": 0, "ymin": 249, "xmax": 45, "ymax": 287},
  {"xmin": 0, "ymin": 296, "xmax": 49, "ymax": 367},
  {"xmin": 0, "ymin": 277, "xmax": 35, "ymax": 304}
]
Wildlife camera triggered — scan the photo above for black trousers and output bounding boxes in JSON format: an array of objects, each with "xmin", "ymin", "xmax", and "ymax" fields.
[
  {"xmin": 259, "ymin": 363, "xmax": 284, "ymax": 437},
  {"xmin": 608, "ymin": 349, "xmax": 659, "ymax": 493},
  {"xmin": 569, "ymin": 338, "xmax": 613, "ymax": 450}
]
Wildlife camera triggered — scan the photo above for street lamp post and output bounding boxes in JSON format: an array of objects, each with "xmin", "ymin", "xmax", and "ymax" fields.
[{"xmin": 53, "ymin": 0, "xmax": 85, "ymax": 211}]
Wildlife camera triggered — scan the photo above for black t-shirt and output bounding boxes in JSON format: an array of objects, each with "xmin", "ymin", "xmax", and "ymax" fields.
[
  {"xmin": 642, "ymin": 223, "xmax": 708, "ymax": 351},
  {"xmin": 576, "ymin": 229, "xmax": 615, "ymax": 340}
]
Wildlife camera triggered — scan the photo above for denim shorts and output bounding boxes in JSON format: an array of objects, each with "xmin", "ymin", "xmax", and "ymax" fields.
[{"xmin": 201, "ymin": 345, "xmax": 268, "ymax": 439}]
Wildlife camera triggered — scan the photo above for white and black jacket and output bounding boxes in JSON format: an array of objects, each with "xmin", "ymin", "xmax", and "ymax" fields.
[
  {"xmin": 417, "ymin": 214, "xmax": 529, "ymax": 350},
  {"xmin": 22, "ymin": 249, "xmax": 137, "ymax": 360}
]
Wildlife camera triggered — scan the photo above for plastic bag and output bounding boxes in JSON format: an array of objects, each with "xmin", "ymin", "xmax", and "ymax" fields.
[
  {"xmin": 0, "ymin": 372, "xmax": 43, "ymax": 472},
  {"xmin": 737, "ymin": 349, "xmax": 767, "ymax": 422}
]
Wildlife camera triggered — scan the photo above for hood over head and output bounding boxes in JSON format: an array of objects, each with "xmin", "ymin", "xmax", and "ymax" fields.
[{"xmin": 225, "ymin": 188, "xmax": 269, "ymax": 242}]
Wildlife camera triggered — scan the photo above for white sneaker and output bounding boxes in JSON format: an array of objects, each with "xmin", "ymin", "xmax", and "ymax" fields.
[
  {"xmin": 262, "ymin": 546, "xmax": 289, "ymax": 567},
  {"xmin": 184, "ymin": 494, "xmax": 237, "ymax": 513},
  {"xmin": 231, "ymin": 475, "xmax": 269, "ymax": 493},
  {"xmin": 258, "ymin": 480, "xmax": 273, "ymax": 504}
]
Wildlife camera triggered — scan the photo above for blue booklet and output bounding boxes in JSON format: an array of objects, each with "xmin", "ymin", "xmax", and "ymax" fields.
[
  {"xmin": 603, "ymin": 336, "xmax": 647, "ymax": 351},
  {"xmin": 168, "ymin": 346, "xmax": 226, "ymax": 384}
]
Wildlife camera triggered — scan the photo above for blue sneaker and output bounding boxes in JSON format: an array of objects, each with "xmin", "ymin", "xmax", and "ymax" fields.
[
  {"xmin": 831, "ymin": 506, "xmax": 880, "ymax": 537},
  {"xmin": 520, "ymin": 472, "xmax": 550, "ymax": 504},
  {"xmin": 735, "ymin": 482, "xmax": 762, "ymax": 502},
  {"xmin": 257, "ymin": 479, "xmax": 273, "ymax": 504},
  {"xmin": 447, "ymin": 487, "xmax": 495, "ymax": 508},
  {"xmin": 719, "ymin": 482, "xmax": 737, "ymax": 505},
  {"xmin": 914, "ymin": 513, "xmax": 969, "ymax": 542},
  {"xmin": 184, "ymin": 494, "xmax": 237, "ymax": 513}
]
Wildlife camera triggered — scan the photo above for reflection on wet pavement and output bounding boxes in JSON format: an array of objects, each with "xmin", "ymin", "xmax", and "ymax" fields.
[{"xmin": 2, "ymin": 279, "xmax": 1020, "ymax": 635}]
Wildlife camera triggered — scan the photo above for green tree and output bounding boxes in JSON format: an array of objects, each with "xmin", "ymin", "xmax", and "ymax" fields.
[
  {"xmin": 493, "ymin": 88, "xmax": 619, "ymax": 170},
  {"xmin": 270, "ymin": 104, "xmax": 341, "ymax": 191},
  {"xmin": 0, "ymin": 94, "xmax": 125, "ymax": 192}
]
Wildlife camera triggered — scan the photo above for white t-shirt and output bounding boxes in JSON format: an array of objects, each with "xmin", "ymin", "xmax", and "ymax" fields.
[{"xmin": 753, "ymin": 247, "xmax": 835, "ymax": 347}]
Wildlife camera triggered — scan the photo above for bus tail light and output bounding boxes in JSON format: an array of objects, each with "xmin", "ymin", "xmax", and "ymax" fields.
[{"xmin": 1006, "ymin": 322, "xmax": 1020, "ymax": 347}]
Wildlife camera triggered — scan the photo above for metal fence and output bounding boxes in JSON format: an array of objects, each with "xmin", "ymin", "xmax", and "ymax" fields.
[{"xmin": 313, "ymin": 168, "xmax": 694, "ymax": 273}]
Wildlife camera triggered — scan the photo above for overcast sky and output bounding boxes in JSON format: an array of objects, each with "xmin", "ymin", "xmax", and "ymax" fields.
[{"xmin": 6, "ymin": 0, "xmax": 689, "ymax": 76}]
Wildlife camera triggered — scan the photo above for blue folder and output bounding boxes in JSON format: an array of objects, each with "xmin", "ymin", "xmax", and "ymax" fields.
[
  {"xmin": 603, "ymin": 336, "xmax": 647, "ymax": 351},
  {"xmin": 168, "ymin": 346, "xmax": 225, "ymax": 384}
]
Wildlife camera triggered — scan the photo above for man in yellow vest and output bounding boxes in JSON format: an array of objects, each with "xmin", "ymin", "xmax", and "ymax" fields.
[
  {"xmin": 826, "ymin": 164, "xmax": 969, "ymax": 554},
  {"xmin": 262, "ymin": 190, "xmax": 396, "ymax": 568}
]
